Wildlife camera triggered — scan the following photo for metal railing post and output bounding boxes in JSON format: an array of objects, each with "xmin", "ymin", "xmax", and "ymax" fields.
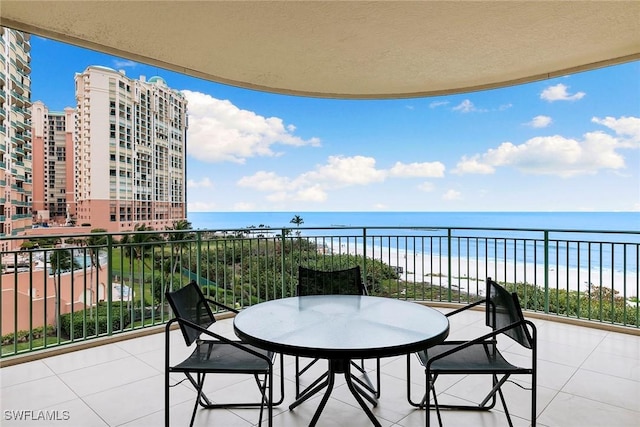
[
  {"xmin": 281, "ymin": 229, "xmax": 287, "ymax": 299},
  {"xmin": 362, "ymin": 227, "xmax": 368, "ymax": 285},
  {"xmin": 544, "ymin": 230, "xmax": 549, "ymax": 314},
  {"xmin": 447, "ymin": 228, "xmax": 452, "ymax": 302},
  {"xmin": 195, "ymin": 231, "xmax": 202, "ymax": 290},
  {"xmin": 107, "ymin": 234, "xmax": 113, "ymax": 335}
]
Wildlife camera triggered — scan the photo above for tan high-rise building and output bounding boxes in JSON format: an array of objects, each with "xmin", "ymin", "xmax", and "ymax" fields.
[
  {"xmin": 74, "ymin": 66, "xmax": 188, "ymax": 232},
  {"xmin": 0, "ymin": 27, "xmax": 32, "ymax": 252},
  {"xmin": 31, "ymin": 101, "xmax": 76, "ymax": 225}
]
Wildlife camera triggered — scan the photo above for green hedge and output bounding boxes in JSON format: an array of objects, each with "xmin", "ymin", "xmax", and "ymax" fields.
[
  {"xmin": 1, "ymin": 325, "xmax": 56, "ymax": 346},
  {"xmin": 59, "ymin": 302, "xmax": 131, "ymax": 339}
]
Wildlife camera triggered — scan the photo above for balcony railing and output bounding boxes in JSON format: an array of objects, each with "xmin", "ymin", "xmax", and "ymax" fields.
[{"xmin": 1, "ymin": 225, "xmax": 638, "ymax": 358}]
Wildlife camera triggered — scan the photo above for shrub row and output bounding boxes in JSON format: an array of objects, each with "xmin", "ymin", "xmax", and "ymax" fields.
[
  {"xmin": 59, "ymin": 302, "xmax": 131, "ymax": 339},
  {"xmin": 1, "ymin": 325, "xmax": 56, "ymax": 346}
]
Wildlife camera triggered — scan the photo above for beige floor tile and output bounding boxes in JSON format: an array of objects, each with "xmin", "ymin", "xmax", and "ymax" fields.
[
  {"xmin": 2, "ymin": 314, "xmax": 638, "ymax": 427},
  {"xmin": 57, "ymin": 355, "xmax": 160, "ymax": 397},
  {"xmin": 538, "ymin": 391, "xmax": 640, "ymax": 427},
  {"xmin": 561, "ymin": 369, "xmax": 640, "ymax": 412},
  {"xmin": 0, "ymin": 360, "xmax": 55, "ymax": 388}
]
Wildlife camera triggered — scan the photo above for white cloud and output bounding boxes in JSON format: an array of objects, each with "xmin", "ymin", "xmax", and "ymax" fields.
[
  {"xmin": 113, "ymin": 59, "xmax": 137, "ymax": 68},
  {"xmin": 455, "ymin": 131, "xmax": 626, "ymax": 177},
  {"xmin": 442, "ymin": 190, "xmax": 462, "ymax": 200},
  {"xmin": 429, "ymin": 101, "xmax": 449, "ymax": 108},
  {"xmin": 452, "ymin": 99, "xmax": 476, "ymax": 113},
  {"xmin": 187, "ymin": 177, "xmax": 213, "ymax": 188},
  {"xmin": 540, "ymin": 83, "xmax": 585, "ymax": 102},
  {"xmin": 237, "ymin": 171, "xmax": 291, "ymax": 191},
  {"xmin": 302, "ymin": 155, "xmax": 387, "ymax": 186},
  {"xmin": 417, "ymin": 182, "xmax": 435, "ymax": 192},
  {"xmin": 293, "ymin": 185, "xmax": 328, "ymax": 202},
  {"xmin": 236, "ymin": 155, "xmax": 445, "ymax": 204},
  {"xmin": 187, "ymin": 201, "xmax": 218, "ymax": 212},
  {"xmin": 183, "ymin": 90, "xmax": 320, "ymax": 164},
  {"xmin": 388, "ymin": 161, "xmax": 445, "ymax": 178},
  {"xmin": 452, "ymin": 99, "xmax": 489, "ymax": 113},
  {"xmin": 592, "ymin": 116, "xmax": 640, "ymax": 146},
  {"xmin": 452, "ymin": 157, "xmax": 495, "ymax": 174},
  {"xmin": 233, "ymin": 202, "xmax": 256, "ymax": 211},
  {"xmin": 265, "ymin": 192, "xmax": 288, "ymax": 202},
  {"xmin": 526, "ymin": 115, "xmax": 553, "ymax": 128}
]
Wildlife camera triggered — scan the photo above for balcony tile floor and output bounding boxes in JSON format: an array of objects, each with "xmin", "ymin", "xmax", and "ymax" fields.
[{"xmin": 1, "ymin": 308, "xmax": 639, "ymax": 426}]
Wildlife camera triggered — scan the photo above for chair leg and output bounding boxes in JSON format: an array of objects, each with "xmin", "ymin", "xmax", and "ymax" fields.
[
  {"xmin": 376, "ymin": 358, "xmax": 381, "ymax": 398},
  {"xmin": 268, "ymin": 367, "xmax": 273, "ymax": 427},
  {"xmin": 190, "ymin": 373, "xmax": 207, "ymax": 427},
  {"xmin": 184, "ymin": 372, "xmax": 214, "ymax": 407},
  {"xmin": 294, "ymin": 356, "xmax": 301, "ymax": 398},
  {"xmin": 165, "ymin": 369, "xmax": 170, "ymax": 427},
  {"xmin": 424, "ymin": 369, "xmax": 443, "ymax": 427},
  {"xmin": 407, "ymin": 354, "xmax": 423, "ymax": 407},
  {"xmin": 272, "ymin": 353, "xmax": 286, "ymax": 406},
  {"xmin": 531, "ymin": 363, "xmax": 537, "ymax": 427},
  {"xmin": 496, "ymin": 383, "xmax": 514, "ymax": 427},
  {"xmin": 478, "ymin": 374, "xmax": 509, "ymax": 410}
]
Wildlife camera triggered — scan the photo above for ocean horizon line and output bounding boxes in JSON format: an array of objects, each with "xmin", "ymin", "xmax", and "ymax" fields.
[{"xmin": 187, "ymin": 211, "xmax": 639, "ymax": 234}]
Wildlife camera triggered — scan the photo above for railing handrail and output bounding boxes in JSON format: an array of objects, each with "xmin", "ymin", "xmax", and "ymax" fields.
[{"xmin": 1, "ymin": 224, "xmax": 638, "ymax": 358}]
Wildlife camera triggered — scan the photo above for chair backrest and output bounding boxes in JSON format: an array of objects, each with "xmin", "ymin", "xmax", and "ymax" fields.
[
  {"xmin": 166, "ymin": 281, "xmax": 216, "ymax": 346},
  {"xmin": 486, "ymin": 278, "xmax": 533, "ymax": 349},
  {"xmin": 297, "ymin": 266, "xmax": 366, "ymax": 296}
]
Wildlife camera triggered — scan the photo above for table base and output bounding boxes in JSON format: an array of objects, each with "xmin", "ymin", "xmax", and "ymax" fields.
[{"xmin": 289, "ymin": 358, "xmax": 380, "ymax": 427}]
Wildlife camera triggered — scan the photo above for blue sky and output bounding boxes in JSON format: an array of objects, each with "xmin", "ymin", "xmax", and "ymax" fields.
[{"xmin": 31, "ymin": 36, "xmax": 640, "ymax": 212}]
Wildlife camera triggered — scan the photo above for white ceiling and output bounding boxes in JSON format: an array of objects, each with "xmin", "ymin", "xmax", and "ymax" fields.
[{"xmin": 2, "ymin": 1, "xmax": 639, "ymax": 99}]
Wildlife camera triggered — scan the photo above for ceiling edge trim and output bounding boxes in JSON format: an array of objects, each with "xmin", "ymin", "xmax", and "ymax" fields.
[{"xmin": 2, "ymin": 18, "xmax": 639, "ymax": 100}]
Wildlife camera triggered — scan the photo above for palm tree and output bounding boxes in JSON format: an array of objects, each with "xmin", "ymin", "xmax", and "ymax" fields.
[
  {"xmin": 290, "ymin": 215, "xmax": 304, "ymax": 237},
  {"xmin": 49, "ymin": 248, "xmax": 81, "ymax": 338},
  {"xmin": 84, "ymin": 229, "xmax": 108, "ymax": 317},
  {"xmin": 119, "ymin": 224, "xmax": 163, "ymax": 310},
  {"xmin": 121, "ymin": 224, "xmax": 162, "ymax": 268},
  {"xmin": 164, "ymin": 219, "xmax": 194, "ymax": 291}
]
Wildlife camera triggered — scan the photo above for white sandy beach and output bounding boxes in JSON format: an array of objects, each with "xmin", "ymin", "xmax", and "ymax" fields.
[{"xmin": 343, "ymin": 245, "xmax": 639, "ymax": 298}]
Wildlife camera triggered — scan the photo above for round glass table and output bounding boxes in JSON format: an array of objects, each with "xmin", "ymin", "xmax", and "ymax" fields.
[{"xmin": 234, "ymin": 295, "xmax": 450, "ymax": 426}]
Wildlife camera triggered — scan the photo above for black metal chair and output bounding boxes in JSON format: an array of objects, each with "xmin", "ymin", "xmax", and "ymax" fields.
[
  {"xmin": 295, "ymin": 266, "xmax": 381, "ymax": 401},
  {"xmin": 407, "ymin": 278, "xmax": 537, "ymax": 427},
  {"xmin": 165, "ymin": 281, "xmax": 284, "ymax": 427}
]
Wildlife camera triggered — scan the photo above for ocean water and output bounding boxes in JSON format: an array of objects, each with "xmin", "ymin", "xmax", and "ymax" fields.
[
  {"xmin": 188, "ymin": 211, "xmax": 639, "ymax": 233},
  {"xmin": 188, "ymin": 212, "xmax": 639, "ymax": 275}
]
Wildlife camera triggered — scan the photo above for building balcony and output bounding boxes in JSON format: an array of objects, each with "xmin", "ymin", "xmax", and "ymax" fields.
[
  {"xmin": 1, "ymin": 311, "xmax": 638, "ymax": 427},
  {"xmin": 9, "ymin": 76, "xmax": 24, "ymax": 95},
  {"xmin": 0, "ymin": 226, "xmax": 638, "ymax": 425}
]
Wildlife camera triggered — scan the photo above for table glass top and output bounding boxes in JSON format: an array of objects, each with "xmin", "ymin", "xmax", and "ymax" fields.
[{"xmin": 234, "ymin": 295, "xmax": 449, "ymax": 358}]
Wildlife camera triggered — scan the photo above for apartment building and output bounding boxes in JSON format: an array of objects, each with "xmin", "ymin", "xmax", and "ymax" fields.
[
  {"xmin": 0, "ymin": 27, "xmax": 32, "ymax": 253},
  {"xmin": 31, "ymin": 101, "xmax": 75, "ymax": 225},
  {"xmin": 74, "ymin": 66, "xmax": 188, "ymax": 232}
]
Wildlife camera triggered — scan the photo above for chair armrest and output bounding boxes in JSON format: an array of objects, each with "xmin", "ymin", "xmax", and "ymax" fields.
[
  {"xmin": 169, "ymin": 316, "xmax": 273, "ymax": 363},
  {"xmin": 204, "ymin": 296, "xmax": 240, "ymax": 314},
  {"xmin": 425, "ymin": 318, "xmax": 535, "ymax": 368},
  {"xmin": 445, "ymin": 298, "xmax": 486, "ymax": 317}
]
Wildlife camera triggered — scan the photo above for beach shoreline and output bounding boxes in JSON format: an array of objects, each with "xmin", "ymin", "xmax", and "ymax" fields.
[{"xmin": 342, "ymin": 244, "xmax": 639, "ymax": 298}]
